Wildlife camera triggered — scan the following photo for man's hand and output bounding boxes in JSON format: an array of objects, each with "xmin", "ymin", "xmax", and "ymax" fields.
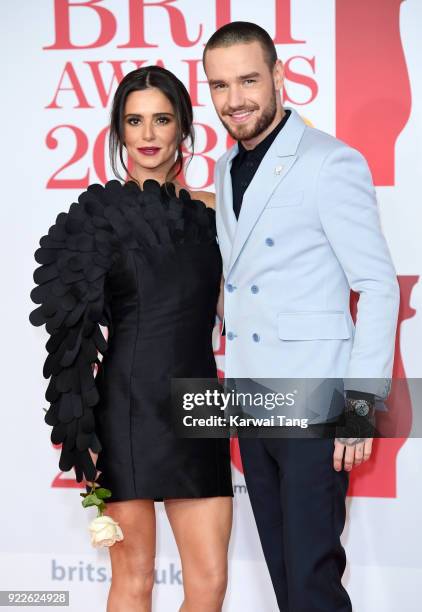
[
  {"xmin": 333, "ymin": 395, "xmax": 376, "ymax": 471},
  {"xmin": 333, "ymin": 437, "xmax": 373, "ymax": 471}
]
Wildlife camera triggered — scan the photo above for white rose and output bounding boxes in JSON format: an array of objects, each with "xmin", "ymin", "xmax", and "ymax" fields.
[{"xmin": 89, "ymin": 515, "xmax": 124, "ymax": 548}]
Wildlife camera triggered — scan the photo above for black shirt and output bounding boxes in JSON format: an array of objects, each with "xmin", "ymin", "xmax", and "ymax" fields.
[{"xmin": 230, "ymin": 109, "xmax": 291, "ymax": 219}]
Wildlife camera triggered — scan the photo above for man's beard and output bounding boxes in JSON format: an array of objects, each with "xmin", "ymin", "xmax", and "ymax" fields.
[{"xmin": 220, "ymin": 90, "xmax": 277, "ymax": 142}]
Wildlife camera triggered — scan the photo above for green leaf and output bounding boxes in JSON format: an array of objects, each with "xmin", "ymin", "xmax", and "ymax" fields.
[
  {"xmin": 87, "ymin": 493, "xmax": 103, "ymax": 506},
  {"xmin": 95, "ymin": 488, "xmax": 112, "ymax": 499},
  {"xmin": 82, "ymin": 494, "xmax": 98, "ymax": 508}
]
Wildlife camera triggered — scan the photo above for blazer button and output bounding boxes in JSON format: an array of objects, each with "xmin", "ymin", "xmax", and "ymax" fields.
[
  {"xmin": 227, "ymin": 331, "xmax": 236, "ymax": 340},
  {"xmin": 226, "ymin": 283, "xmax": 235, "ymax": 292},
  {"xmin": 251, "ymin": 285, "xmax": 259, "ymax": 294},
  {"xmin": 252, "ymin": 333, "xmax": 260, "ymax": 342},
  {"xmin": 265, "ymin": 237, "xmax": 274, "ymax": 246}
]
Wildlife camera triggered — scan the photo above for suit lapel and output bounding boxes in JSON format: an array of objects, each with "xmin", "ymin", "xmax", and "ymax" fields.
[
  {"xmin": 227, "ymin": 109, "xmax": 306, "ymax": 276},
  {"xmin": 220, "ymin": 144, "xmax": 238, "ymax": 244},
  {"xmin": 216, "ymin": 143, "xmax": 238, "ymax": 274}
]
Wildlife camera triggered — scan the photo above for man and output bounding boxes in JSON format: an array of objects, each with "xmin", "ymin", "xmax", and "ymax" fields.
[{"xmin": 203, "ymin": 22, "xmax": 399, "ymax": 612}]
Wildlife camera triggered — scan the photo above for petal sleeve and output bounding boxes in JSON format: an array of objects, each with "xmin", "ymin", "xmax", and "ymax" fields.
[{"xmin": 29, "ymin": 185, "xmax": 121, "ymax": 483}]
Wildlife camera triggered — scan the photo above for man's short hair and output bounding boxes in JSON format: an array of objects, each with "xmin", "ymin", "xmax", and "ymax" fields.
[{"xmin": 203, "ymin": 22, "xmax": 277, "ymax": 70}]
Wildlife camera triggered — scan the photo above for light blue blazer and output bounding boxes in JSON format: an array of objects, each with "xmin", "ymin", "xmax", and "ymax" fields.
[{"xmin": 215, "ymin": 108, "xmax": 399, "ymax": 417}]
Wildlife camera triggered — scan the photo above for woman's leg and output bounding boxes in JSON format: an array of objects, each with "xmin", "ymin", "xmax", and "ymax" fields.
[
  {"xmin": 104, "ymin": 499, "xmax": 156, "ymax": 612},
  {"xmin": 164, "ymin": 497, "xmax": 233, "ymax": 612}
]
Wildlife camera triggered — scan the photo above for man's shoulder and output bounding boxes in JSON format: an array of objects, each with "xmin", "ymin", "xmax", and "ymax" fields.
[
  {"xmin": 301, "ymin": 122, "xmax": 362, "ymax": 162},
  {"xmin": 301, "ymin": 123, "xmax": 347, "ymax": 154},
  {"xmin": 300, "ymin": 123, "xmax": 372, "ymax": 182}
]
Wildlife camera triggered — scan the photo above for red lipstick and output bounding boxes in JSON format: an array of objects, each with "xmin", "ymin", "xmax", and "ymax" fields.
[{"xmin": 137, "ymin": 147, "xmax": 161, "ymax": 156}]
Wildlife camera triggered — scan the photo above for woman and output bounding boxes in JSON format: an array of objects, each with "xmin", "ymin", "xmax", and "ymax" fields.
[{"xmin": 29, "ymin": 65, "xmax": 233, "ymax": 612}]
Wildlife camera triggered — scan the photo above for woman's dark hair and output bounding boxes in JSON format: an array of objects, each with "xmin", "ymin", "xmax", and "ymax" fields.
[
  {"xmin": 109, "ymin": 65, "xmax": 194, "ymax": 185},
  {"xmin": 203, "ymin": 22, "xmax": 277, "ymax": 71}
]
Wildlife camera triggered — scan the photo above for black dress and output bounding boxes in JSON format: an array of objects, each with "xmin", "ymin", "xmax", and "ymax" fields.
[{"xmin": 29, "ymin": 179, "xmax": 233, "ymax": 502}]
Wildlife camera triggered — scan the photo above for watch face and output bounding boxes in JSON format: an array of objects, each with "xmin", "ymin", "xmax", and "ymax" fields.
[{"xmin": 354, "ymin": 400, "xmax": 370, "ymax": 416}]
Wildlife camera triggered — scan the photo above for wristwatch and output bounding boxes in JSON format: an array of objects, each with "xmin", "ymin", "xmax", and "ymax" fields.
[
  {"xmin": 346, "ymin": 398, "xmax": 372, "ymax": 417},
  {"xmin": 335, "ymin": 396, "xmax": 376, "ymax": 443}
]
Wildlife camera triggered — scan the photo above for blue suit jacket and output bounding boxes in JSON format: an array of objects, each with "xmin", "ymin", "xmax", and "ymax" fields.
[{"xmin": 215, "ymin": 108, "xmax": 399, "ymax": 419}]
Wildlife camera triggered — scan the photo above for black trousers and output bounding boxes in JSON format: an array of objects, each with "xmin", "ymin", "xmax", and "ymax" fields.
[{"xmin": 238, "ymin": 434, "xmax": 353, "ymax": 612}]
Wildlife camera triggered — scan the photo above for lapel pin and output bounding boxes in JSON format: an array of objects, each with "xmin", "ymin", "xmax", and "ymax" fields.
[{"xmin": 274, "ymin": 165, "xmax": 284, "ymax": 175}]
